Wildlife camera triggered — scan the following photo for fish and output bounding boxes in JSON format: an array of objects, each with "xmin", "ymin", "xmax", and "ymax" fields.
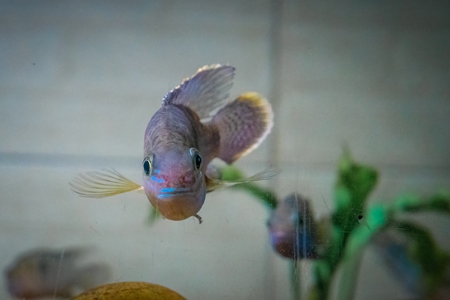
[
  {"xmin": 267, "ymin": 193, "xmax": 318, "ymax": 259},
  {"xmin": 70, "ymin": 65, "xmax": 274, "ymax": 222},
  {"xmin": 4, "ymin": 248, "xmax": 110, "ymax": 299}
]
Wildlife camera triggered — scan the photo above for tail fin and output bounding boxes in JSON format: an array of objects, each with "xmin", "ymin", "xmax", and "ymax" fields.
[{"xmin": 211, "ymin": 92, "xmax": 273, "ymax": 164}]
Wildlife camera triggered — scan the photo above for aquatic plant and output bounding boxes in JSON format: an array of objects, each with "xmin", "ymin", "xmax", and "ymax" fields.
[
  {"xmin": 147, "ymin": 150, "xmax": 450, "ymax": 299},
  {"xmin": 223, "ymin": 151, "xmax": 450, "ymax": 300}
]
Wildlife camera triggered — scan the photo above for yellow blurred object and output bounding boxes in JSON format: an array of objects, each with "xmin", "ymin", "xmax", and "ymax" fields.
[{"xmin": 72, "ymin": 281, "xmax": 186, "ymax": 300}]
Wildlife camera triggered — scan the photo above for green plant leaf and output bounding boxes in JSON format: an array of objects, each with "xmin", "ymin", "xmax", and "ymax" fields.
[
  {"xmin": 390, "ymin": 220, "xmax": 450, "ymax": 296},
  {"xmin": 392, "ymin": 192, "xmax": 450, "ymax": 215},
  {"xmin": 332, "ymin": 150, "xmax": 378, "ymax": 235},
  {"xmin": 147, "ymin": 206, "xmax": 161, "ymax": 225},
  {"xmin": 336, "ymin": 193, "xmax": 450, "ymax": 299}
]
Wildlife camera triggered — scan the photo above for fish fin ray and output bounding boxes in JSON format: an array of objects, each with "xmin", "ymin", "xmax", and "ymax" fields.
[
  {"xmin": 70, "ymin": 169, "xmax": 142, "ymax": 198},
  {"xmin": 162, "ymin": 64, "xmax": 235, "ymax": 119},
  {"xmin": 206, "ymin": 168, "xmax": 280, "ymax": 192},
  {"xmin": 212, "ymin": 92, "xmax": 274, "ymax": 163}
]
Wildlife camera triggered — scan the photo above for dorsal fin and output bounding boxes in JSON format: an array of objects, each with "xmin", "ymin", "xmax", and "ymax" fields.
[{"xmin": 162, "ymin": 64, "xmax": 235, "ymax": 120}]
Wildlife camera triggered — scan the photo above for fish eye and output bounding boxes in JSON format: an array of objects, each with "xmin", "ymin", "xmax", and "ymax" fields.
[
  {"xmin": 189, "ymin": 148, "xmax": 202, "ymax": 170},
  {"xmin": 143, "ymin": 156, "xmax": 152, "ymax": 176}
]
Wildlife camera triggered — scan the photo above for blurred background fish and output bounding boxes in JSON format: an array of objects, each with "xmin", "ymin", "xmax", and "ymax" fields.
[
  {"xmin": 70, "ymin": 65, "xmax": 274, "ymax": 222},
  {"xmin": 267, "ymin": 193, "xmax": 318, "ymax": 259},
  {"xmin": 4, "ymin": 247, "xmax": 110, "ymax": 299}
]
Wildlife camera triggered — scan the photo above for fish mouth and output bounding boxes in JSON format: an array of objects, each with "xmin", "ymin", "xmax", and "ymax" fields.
[
  {"xmin": 157, "ymin": 187, "xmax": 193, "ymax": 199},
  {"xmin": 148, "ymin": 178, "xmax": 206, "ymax": 220}
]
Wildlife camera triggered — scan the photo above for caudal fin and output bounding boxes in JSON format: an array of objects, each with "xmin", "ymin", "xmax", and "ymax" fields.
[{"xmin": 211, "ymin": 92, "xmax": 273, "ymax": 164}]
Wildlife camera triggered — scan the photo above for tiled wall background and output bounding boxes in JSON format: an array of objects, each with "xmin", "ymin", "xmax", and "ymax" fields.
[{"xmin": 1, "ymin": 1, "xmax": 449, "ymax": 299}]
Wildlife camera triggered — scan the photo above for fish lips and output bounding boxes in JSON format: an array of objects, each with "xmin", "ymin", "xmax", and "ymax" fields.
[
  {"xmin": 157, "ymin": 187, "xmax": 193, "ymax": 199},
  {"xmin": 146, "ymin": 179, "xmax": 206, "ymax": 221}
]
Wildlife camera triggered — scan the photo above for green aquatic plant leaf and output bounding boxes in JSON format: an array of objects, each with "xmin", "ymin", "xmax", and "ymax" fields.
[
  {"xmin": 147, "ymin": 206, "xmax": 161, "ymax": 224},
  {"xmin": 391, "ymin": 220, "xmax": 450, "ymax": 297},
  {"xmin": 336, "ymin": 204, "xmax": 391, "ymax": 300},
  {"xmin": 220, "ymin": 164, "xmax": 245, "ymax": 181},
  {"xmin": 336, "ymin": 193, "xmax": 450, "ymax": 300},
  {"xmin": 312, "ymin": 150, "xmax": 379, "ymax": 300},
  {"xmin": 392, "ymin": 192, "xmax": 450, "ymax": 215},
  {"xmin": 332, "ymin": 149, "xmax": 378, "ymax": 236},
  {"xmin": 342, "ymin": 193, "xmax": 450, "ymax": 259},
  {"xmin": 345, "ymin": 205, "xmax": 389, "ymax": 256}
]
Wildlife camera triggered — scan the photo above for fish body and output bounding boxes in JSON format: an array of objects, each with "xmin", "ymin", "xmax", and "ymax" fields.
[
  {"xmin": 267, "ymin": 193, "xmax": 317, "ymax": 259},
  {"xmin": 4, "ymin": 248, "xmax": 110, "ymax": 299},
  {"xmin": 71, "ymin": 64, "xmax": 274, "ymax": 222}
]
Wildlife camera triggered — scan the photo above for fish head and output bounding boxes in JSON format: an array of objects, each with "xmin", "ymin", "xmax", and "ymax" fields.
[
  {"xmin": 142, "ymin": 147, "xmax": 206, "ymax": 221},
  {"xmin": 5, "ymin": 259, "xmax": 44, "ymax": 298},
  {"xmin": 5, "ymin": 250, "xmax": 72, "ymax": 298},
  {"xmin": 268, "ymin": 208, "xmax": 302, "ymax": 259},
  {"xmin": 267, "ymin": 194, "xmax": 316, "ymax": 259}
]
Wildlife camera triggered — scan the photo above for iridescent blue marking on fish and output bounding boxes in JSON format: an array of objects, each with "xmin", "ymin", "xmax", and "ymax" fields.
[
  {"xmin": 158, "ymin": 194, "xmax": 174, "ymax": 199},
  {"xmin": 151, "ymin": 175, "xmax": 164, "ymax": 183},
  {"xmin": 160, "ymin": 187, "xmax": 178, "ymax": 193}
]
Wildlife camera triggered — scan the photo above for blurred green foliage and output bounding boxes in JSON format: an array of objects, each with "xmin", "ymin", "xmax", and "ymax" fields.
[
  {"xmin": 221, "ymin": 151, "xmax": 449, "ymax": 300},
  {"xmin": 147, "ymin": 151, "xmax": 449, "ymax": 300}
]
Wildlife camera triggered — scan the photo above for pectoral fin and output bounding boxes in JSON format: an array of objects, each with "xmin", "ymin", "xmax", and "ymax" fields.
[
  {"xmin": 205, "ymin": 168, "xmax": 280, "ymax": 192},
  {"xmin": 70, "ymin": 169, "xmax": 142, "ymax": 198}
]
